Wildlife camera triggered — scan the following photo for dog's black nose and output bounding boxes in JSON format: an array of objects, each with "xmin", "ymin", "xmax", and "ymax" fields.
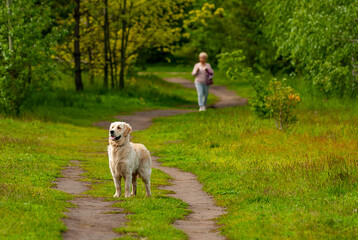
[{"xmin": 110, "ymin": 130, "xmax": 114, "ymax": 134}]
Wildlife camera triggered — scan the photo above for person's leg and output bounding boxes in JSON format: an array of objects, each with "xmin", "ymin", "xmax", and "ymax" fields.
[
  {"xmin": 203, "ymin": 84, "xmax": 209, "ymax": 107},
  {"xmin": 195, "ymin": 82, "xmax": 204, "ymax": 107}
]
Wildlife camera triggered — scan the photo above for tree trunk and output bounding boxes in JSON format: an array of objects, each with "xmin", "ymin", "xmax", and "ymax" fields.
[
  {"xmin": 119, "ymin": 0, "xmax": 127, "ymax": 89},
  {"xmin": 86, "ymin": 12, "xmax": 94, "ymax": 85},
  {"xmin": 352, "ymin": 57, "xmax": 358, "ymax": 93},
  {"xmin": 113, "ymin": 30, "xmax": 119, "ymax": 86},
  {"xmin": 74, "ymin": 0, "xmax": 83, "ymax": 91},
  {"xmin": 103, "ymin": 0, "xmax": 109, "ymax": 89},
  {"xmin": 108, "ymin": 35, "xmax": 115, "ymax": 89}
]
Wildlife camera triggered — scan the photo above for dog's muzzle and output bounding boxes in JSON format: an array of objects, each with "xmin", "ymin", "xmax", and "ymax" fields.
[{"xmin": 110, "ymin": 135, "xmax": 121, "ymax": 141}]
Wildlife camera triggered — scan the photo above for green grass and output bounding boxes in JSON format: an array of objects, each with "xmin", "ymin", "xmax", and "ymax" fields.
[
  {"xmin": 1, "ymin": 66, "xmax": 357, "ymax": 239},
  {"xmin": 19, "ymin": 72, "xmax": 198, "ymax": 126},
  {"xmin": 0, "ymin": 118, "xmax": 191, "ymax": 240},
  {"xmin": 132, "ymin": 98, "xmax": 358, "ymax": 239},
  {"xmin": 0, "ymin": 72, "xmax": 197, "ymax": 239},
  {"xmin": 0, "ymin": 119, "xmax": 98, "ymax": 239},
  {"xmin": 145, "ymin": 64, "xmax": 255, "ymax": 98}
]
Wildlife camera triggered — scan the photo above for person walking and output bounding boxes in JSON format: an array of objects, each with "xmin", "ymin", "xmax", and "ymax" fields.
[{"xmin": 191, "ymin": 52, "xmax": 214, "ymax": 111}]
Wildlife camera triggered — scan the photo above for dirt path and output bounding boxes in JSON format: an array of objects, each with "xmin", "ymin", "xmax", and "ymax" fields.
[
  {"xmin": 163, "ymin": 77, "xmax": 248, "ymax": 108},
  {"xmin": 94, "ymin": 77, "xmax": 247, "ymax": 240},
  {"xmin": 151, "ymin": 158, "xmax": 226, "ymax": 240},
  {"xmin": 53, "ymin": 160, "xmax": 126, "ymax": 240},
  {"xmin": 57, "ymin": 77, "xmax": 246, "ymax": 240}
]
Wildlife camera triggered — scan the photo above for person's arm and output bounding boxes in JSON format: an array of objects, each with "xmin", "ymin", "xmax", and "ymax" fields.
[
  {"xmin": 206, "ymin": 63, "xmax": 214, "ymax": 75},
  {"xmin": 192, "ymin": 64, "xmax": 199, "ymax": 76},
  {"xmin": 205, "ymin": 63, "xmax": 214, "ymax": 75}
]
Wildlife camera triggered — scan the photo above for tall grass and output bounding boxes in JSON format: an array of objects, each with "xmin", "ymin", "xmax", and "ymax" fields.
[
  {"xmin": 17, "ymin": 71, "xmax": 197, "ymax": 126},
  {"xmin": 135, "ymin": 104, "xmax": 358, "ymax": 239}
]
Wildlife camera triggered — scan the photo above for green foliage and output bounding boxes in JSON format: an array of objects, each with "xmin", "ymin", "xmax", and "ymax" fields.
[
  {"xmin": 260, "ymin": 0, "xmax": 358, "ymax": 97},
  {"xmin": 182, "ymin": 0, "xmax": 274, "ymax": 67},
  {"xmin": 56, "ymin": 0, "xmax": 192, "ymax": 88},
  {"xmin": 218, "ymin": 50, "xmax": 270, "ymax": 118},
  {"xmin": 0, "ymin": 0, "xmax": 60, "ymax": 115},
  {"xmin": 266, "ymin": 79, "xmax": 301, "ymax": 130},
  {"xmin": 218, "ymin": 50, "xmax": 301, "ymax": 130}
]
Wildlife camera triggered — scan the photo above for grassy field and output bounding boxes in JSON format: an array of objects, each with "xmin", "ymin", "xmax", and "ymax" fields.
[
  {"xmin": 133, "ymin": 96, "xmax": 358, "ymax": 239},
  {"xmin": 0, "ymin": 72, "xmax": 197, "ymax": 239},
  {"xmin": 19, "ymin": 72, "xmax": 198, "ymax": 126},
  {"xmin": 1, "ymin": 67, "xmax": 357, "ymax": 239},
  {"xmin": 0, "ymin": 119, "xmax": 95, "ymax": 239}
]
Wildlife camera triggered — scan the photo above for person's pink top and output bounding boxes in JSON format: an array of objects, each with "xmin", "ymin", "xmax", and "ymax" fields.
[{"xmin": 191, "ymin": 63, "xmax": 213, "ymax": 84}]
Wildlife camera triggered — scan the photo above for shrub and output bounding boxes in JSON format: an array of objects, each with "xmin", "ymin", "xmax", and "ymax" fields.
[
  {"xmin": 266, "ymin": 79, "xmax": 300, "ymax": 130},
  {"xmin": 218, "ymin": 50, "xmax": 300, "ymax": 130}
]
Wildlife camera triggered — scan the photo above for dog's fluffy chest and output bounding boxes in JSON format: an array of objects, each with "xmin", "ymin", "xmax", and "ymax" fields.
[{"xmin": 108, "ymin": 143, "xmax": 139, "ymax": 175}]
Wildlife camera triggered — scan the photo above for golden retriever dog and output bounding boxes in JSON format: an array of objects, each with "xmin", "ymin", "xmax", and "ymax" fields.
[{"xmin": 108, "ymin": 122, "xmax": 152, "ymax": 197}]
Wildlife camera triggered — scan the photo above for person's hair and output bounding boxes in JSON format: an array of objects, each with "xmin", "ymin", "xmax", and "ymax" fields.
[{"xmin": 199, "ymin": 52, "xmax": 208, "ymax": 59}]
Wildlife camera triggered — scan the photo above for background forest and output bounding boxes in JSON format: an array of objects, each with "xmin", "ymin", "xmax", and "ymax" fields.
[{"xmin": 0, "ymin": 0, "xmax": 357, "ymax": 115}]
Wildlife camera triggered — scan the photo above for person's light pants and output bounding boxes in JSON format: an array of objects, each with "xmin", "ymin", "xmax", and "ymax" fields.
[{"xmin": 195, "ymin": 82, "xmax": 209, "ymax": 107}]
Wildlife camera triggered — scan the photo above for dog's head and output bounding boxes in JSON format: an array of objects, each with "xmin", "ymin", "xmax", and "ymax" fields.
[{"xmin": 109, "ymin": 122, "xmax": 132, "ymax": 145}]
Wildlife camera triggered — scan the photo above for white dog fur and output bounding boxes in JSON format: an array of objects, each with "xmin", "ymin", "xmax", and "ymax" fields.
[{"xmin": 108, "ymin": 121, "xmax": 152, "ymax": 197}]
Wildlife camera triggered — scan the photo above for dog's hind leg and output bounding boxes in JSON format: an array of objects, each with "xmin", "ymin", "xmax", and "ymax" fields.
[
  {"xmin": 140, "ymin": 169, "xmax": 151, "ymax": 197},
  {"xmin": 143, "ymin": 178, "xmax": 151, "ymax": 197},
  {"xmin": 131, "ymin": 173, "xmax": 138, "ymax": 196},
  {"xmin": 124, "ymin": 174, "xmax": 132, "ymax": 198}
]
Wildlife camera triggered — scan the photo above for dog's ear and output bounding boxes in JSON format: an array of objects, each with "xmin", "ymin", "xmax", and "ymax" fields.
[{"xmin": 124, "ymin": 123, "xmax": 132, "ymax": 137}]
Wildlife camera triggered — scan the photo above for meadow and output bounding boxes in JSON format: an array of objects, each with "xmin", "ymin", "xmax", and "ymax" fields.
[
  {"xmin": 133, "ymin": 70, "xmax": 358, "ymax": 239},
  {"xmin": 19, "ymin": 72, "xmax": 198, "ymax": 126},
  {"xmin": 0, "ymin": 68, "xmax": 357, "ymax": 239},
  {"xmin": 0, "ymin": 71, "xmax": 197, "ymax": 239}
]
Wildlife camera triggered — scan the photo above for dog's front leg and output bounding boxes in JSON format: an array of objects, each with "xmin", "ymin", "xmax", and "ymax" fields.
[
  {"xmin": 112, "ymin": 174, "xmax": 122, "ymax": 198},
  {"xmin": 124, "ymin": 174, "xmax": 132, "ymax": 197}
]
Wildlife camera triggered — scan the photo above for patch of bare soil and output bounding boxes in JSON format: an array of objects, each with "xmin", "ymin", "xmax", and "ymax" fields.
[
  {"xmin": 152, "ymin": 157, "xmax": 226, "ymax": 240},
  {"xmin": 53, "ymin": 160, "xmax": 125, "ymax": 240}
]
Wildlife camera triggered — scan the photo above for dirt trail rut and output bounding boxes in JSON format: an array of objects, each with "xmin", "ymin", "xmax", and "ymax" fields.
[
  {"xmin": 53, "ymin": 160, "xmax": 125, "ymax": 240},
  {"xmin": 151, "ymin": 157, "xmax": 226, "ymax": 240}
]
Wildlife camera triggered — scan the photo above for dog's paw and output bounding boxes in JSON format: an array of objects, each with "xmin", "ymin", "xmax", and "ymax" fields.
[{"xmin": 113, "ymin": 193, "xmax": 121, "ymax": 198}]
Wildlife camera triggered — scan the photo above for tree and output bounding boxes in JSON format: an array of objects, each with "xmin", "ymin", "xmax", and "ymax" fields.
[
  {"xmin": 103, "ymin": 0, "xmax": 110, "ymax": 89},
  {"xmin": 114, "ymin": 0, "xmax": 192, "ymax": 88},
  {"xmin": 118, "ymin": 0, "xmax": 127, "ymax": 89},
  {"xmin": 182, "ymin": 0, "xmax": 275, "ymax": 68},
  {"xmin": 260, "ymin": 0, "xmax": 358, "ymax": 97},
  {"xmin": 74, "ymin": 0, "xmax": 83, "ymax": 91},
  {"xmin": 0, "ymin": 0, "xmax": 59, "ymax": 115}
]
